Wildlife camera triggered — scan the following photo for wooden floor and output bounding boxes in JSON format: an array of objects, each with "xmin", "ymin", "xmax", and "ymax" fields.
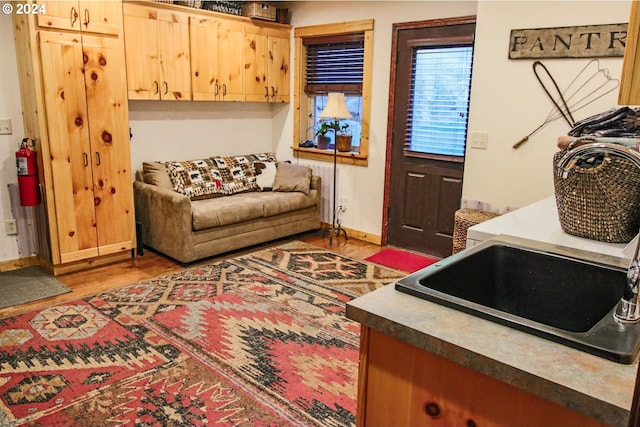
[{"xmin": 0, "ymin": 231, "xmax": 383, "ymax": 319}]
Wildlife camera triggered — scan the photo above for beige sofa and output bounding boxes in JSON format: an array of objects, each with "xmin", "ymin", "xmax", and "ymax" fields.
[{"xmin": 133, "ymin": 153, "xmax": 321, "ymax": 264}]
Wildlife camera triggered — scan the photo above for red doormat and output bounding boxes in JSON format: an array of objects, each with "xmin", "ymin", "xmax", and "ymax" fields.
[
  {"xmin": 0, "ymin": 241, "xmax": 406, "ymax": 426},
  {"xmin": 365, "ymin": 248, "xmax": 439, "ymax": 273}
]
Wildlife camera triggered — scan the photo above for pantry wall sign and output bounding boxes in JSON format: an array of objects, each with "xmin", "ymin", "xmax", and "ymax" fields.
[{"xmin": 509, "ymin": 23, "xmax": 627, "ymax": 59}]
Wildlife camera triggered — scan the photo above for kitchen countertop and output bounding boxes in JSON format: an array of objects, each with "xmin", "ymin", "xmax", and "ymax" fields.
[
  {"xmin": 467, "ymin": 196, "xmax": 635, "ymax": 259},
  {"xmin": 346, "ymin": 235, "xmax": 638, "ymax": 427}
]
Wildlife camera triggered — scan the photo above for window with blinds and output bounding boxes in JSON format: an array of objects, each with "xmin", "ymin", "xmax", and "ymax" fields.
[
  {"xmin": 304, "ymin": 34, "xmax": 364, "ymax": 94},
  {"xmin": 406, "ymin": 45, "xmax": 473, "ymax": 157}
]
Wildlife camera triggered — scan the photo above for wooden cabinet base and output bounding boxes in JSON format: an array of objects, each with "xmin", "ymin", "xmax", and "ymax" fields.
[
  {"xmin": 358, "ymin": 327, "xmax": 609, "ymax": 427},
  {"xmin": 43, "ymin": 250, "xmax": 135, "ymax": 276}
]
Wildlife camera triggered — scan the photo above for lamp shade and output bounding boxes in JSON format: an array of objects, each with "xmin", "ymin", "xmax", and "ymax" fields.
[{"xmin": 319, "ymin": 93, "xmax": 353, "ymax": 120}]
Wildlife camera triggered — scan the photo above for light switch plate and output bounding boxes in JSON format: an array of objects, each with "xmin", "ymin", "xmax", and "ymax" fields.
[
  {"xmin": 470, "ymin": 131, "xmax": 489, "ymax": 149},
  {"xmin": 0, "ymin": 119, "xmax": 12, "ymax": 135}
]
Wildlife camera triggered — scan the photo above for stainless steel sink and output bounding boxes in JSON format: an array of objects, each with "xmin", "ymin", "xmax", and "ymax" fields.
[{"xmin": 395, "ymin": 240, "xmax": 640, "ymax": 364}]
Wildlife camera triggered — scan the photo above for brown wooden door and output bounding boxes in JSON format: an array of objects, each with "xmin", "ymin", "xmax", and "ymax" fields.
[{"xmin": 386, "ymin": 18, "xmax": 476, "ymax": 258}]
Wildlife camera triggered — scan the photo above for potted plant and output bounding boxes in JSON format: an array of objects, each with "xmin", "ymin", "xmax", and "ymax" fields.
[
  {"xmin": 336, "ymin": 123, "xmax": 352, "ymax": 152},
  {"xmin": 314, "ymin": 120, "xmax": 339, "ymax": 150}
]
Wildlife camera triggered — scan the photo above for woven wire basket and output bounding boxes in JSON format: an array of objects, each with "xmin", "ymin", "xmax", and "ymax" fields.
[{"xmin": 553, "ymin": 149, "xmax": 640, "ymax": 243}]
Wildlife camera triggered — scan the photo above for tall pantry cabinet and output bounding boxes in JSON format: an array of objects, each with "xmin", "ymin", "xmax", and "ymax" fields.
[{"xmin": 13, "ymin": 0, "xmax": 135, "ymax": 275}]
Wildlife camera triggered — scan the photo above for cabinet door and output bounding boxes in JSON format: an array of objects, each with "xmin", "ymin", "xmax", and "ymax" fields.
[
  {"xmin": 157, "ymin": 10, "xmax": 191, "ymax": 101},
  {"xmin": 361, "ymin": 329, "xmax": 608, "ymax": 427},
  {"xmin": 190, "ymin": 16, "xmax": 220, "ymax": 101},
  {"xmin": 38, "ymin": 31, "xmax": 99, "ymax": 264},
  {"xmin": 268, "ymin": 34, "xmax": 290, "ymax": 103},
  {"xmin": 244, "ymin": 29, "xmax": 269, "ymax": 102},
  {"xmin": 217, "ymin": 20, "xmax": 245, "ymax": 101},
  {"xmin": 36, "ymin": 0, "xmax": 120, "ymax": 35},
  {"xmin": 123, "ymin": 4, "xmax": 161, "ymax": 100},
  {"xmin": 78, "ymin": 0, "xmax": 122, "ymax": 35},
  {"xmin": 82, "ymin": 34, "xmax": 134, "ymax": 255},
  {"xmin": 36, "ymin": 1, "xmax": 81, "ymax": 32}
]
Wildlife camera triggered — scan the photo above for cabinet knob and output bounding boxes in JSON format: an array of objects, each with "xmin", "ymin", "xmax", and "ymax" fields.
[{"xmin": 424, "ymin": 402, "xmax": 441, "ymax": 418}]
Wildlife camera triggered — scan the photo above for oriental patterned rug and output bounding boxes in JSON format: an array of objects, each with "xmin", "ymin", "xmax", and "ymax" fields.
[{"xmin": 0, "ymin": 241, "xmax": 405, "ymax": 426}]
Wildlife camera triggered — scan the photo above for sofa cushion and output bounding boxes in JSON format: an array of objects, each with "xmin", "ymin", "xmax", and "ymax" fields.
[
  {"xmin": 166, "ymin": 158, "xmax": 227, "ymax": 200},
  {"xmin": 272, "ymin": 162, "xmax": 312, "ymax": 195},
  {"xmin": 261, "ymin": 190, "xmax": 318, "ymax": 217},
  {"xmin": 142, "ymin": 161, "xmax": 174, "ymax": 190},
  {"xmin": 192, "ymin": 193, "xmax": 265, "ymax": 230}
]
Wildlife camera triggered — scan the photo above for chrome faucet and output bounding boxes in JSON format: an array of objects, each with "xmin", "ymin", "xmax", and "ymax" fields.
[{"xmin": 557, "ymin": 142, "xmax": 640, "ymax": 324}]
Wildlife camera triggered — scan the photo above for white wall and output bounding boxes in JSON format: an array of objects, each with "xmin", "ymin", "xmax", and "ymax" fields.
[
  {"xmin": 0, "ymin": 1, "xmax": 633, "ymax": 262},
  {"xmin": 276, "ymin": 1, "xmax": 478, "ymax": 236},
  {"xmin": 0, "ymin": 14, "xmax": 26, "ymax": 262},
  {"xmin": 464, "ymin": 0, "xmax": 631, "ymax": 212}
]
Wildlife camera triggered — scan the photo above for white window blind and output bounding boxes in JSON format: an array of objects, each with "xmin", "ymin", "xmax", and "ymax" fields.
[{"xmin": 406, "ymin": 45, "xmax": 473, "ymax": 157}]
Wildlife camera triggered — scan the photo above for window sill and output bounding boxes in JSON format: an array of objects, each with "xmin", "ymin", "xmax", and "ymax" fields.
[{"xmin": 292, "ymin": 146, "xmax": 368, "ymax": 167}]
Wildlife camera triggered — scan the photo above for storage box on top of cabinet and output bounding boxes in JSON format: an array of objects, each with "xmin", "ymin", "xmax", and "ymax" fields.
[{"xmin": 242, "ymin": 2, "xmax": 276, "ymax": 21}]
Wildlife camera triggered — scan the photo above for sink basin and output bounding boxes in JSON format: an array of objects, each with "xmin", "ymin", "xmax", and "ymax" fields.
[{"xmin": 395, "ymin": 240, "xmax": 640, "ymax": 364}]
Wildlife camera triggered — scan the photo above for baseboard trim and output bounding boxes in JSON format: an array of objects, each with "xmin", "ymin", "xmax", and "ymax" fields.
[
  {"xmin": 320, "ymin": 223, "xmax": 382, "ymax": 245},
  {"xmin": 0, "ymin": 255, "xmax": 39, "ymax": 273}
]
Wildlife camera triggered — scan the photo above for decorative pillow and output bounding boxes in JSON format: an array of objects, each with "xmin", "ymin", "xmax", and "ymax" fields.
[
  {"xmin": 142, "ymin": 161, "xmax": 174, "ymax": 190},
  {"xmin": 165, "ymin": 158, "xmax": 226, "ymax": 200},
  {"xmin": 254, "ymin": 161, "xmax": 278, "ymax": 191},
  {"xmin": 272, "ymin": 162, "xmax": 312, "ymax": 195}
]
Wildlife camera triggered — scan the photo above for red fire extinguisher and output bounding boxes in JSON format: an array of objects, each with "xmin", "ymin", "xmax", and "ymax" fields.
[{"xmin": 16, "ymin": 138, "xmax": 40, "ymax": 206}]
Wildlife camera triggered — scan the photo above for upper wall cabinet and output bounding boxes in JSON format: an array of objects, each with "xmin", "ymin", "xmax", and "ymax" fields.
[
  {"xmin": 123, "ymin": 3, "xmax": 191, "ymax": 101},
  {"xmin": 190, "ymin": 16, "xmax": 245, "ymax": 101},
  {"xmin": 36, "ymin": 0, "xmax": 122, "ymax": 36},
  {"xmin": 619, "ymin": 1, "xmax": 640, "ymax": 105},
  {"xmin": 244, "ymin": 26, "xmax": 290, "ymax": 103}
]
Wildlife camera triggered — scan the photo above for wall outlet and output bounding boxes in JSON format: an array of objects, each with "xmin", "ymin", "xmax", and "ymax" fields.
[
  {"xmin": 470, "ymin": 131, "xmax": 489, "ymax": 149},
  {"xmin": 0, "ymin": 119, "xmax": 12, "ymax": 135},
  {"xmin": 338, "ymin": 198, "xmax": 348, "ymax": 213},
  {"xmin": 5, "ymin": 219, "xmax": 17, "ymax": 236}
]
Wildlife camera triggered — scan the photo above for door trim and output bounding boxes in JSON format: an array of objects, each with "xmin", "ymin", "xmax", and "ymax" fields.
[{"xmin": 381, "ymin": 15, "xmax": 477, "ymax": 245}]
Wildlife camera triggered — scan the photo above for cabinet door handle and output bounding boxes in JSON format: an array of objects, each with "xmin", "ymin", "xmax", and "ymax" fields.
[
  {"xmin": 265, "ymin": 86, "xmax": 269, "ymax": 99},
  {"xmin": 83, "ymin": 8, "xmax": 89, "ymax": 26},
  {"xmin": 222, "ymin": 84, "xmax": 227, "ymax": 96},
  {"xmin": 163, "ymin": 81, "xmax": 168, "ymax": 95},
  {"xmin": 83, "ymin": 152, "xmax": 88, "ymax": 167},
  {"xmin": 214, "ymin": 83, "xmax": 219, "ymax": 96},
  {"xmin": 95, "ymin": 152, "xmax": 101, "ymax": 166},
  {"xmin": 70, "ymin": 7, "xmax": 78, "ymax": 27},
  {"xmin": 153, "ymin": 81, "xmax": 159, "ymax": 95},
  {"xmin": 270, "ymin": 86, "xmax": 275, "ymax": 98}
]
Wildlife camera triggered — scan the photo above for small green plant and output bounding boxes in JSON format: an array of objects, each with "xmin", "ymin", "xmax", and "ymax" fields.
[{"xmin": 314, "ymin": 120, "xmax": 340, "ymax": 137}]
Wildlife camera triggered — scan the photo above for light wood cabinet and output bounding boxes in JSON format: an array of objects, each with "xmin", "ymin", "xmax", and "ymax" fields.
[
  {"xmin": 13, "ymin": 1, "xmax": 134, "ymax": 274},
  {"xmin": 35, "ymin": 0, "xmax": 121, "ymax": 35},
  {"xmin": 244, "ymin": 26, "xmax": 290, "ymax": 103},
  {"xmin": 619, "ymin": 0, "xmax": 640, "ymax": 105},
  {"xmin": 358, "ymin": 327, "xmax": 609, "ymax": 427},
  {"xmin": 190, "ymin": 15, "xmax": 245, "ymax": 101},
  {"xmin": 123, "ymin": 3, "xmax": 191, "ymax": 101}
]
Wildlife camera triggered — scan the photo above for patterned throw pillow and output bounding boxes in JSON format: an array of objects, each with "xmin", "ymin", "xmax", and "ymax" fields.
[{"xmin": 165, "ymin": 158, "xmax": 226, "ymax": 200}]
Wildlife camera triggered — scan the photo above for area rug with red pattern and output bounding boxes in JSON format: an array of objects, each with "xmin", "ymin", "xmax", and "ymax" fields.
[{"xmin": 0, "ymin": 241, "xmax": 406, "ymax": 426}]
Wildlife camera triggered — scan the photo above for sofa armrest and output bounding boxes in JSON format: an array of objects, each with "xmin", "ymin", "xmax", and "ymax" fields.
[
  {"xmin": 134, "ymin": 180, "xmax": 193, "ymax": 255},
  {"xmin": 310, "ymin": 175, "xmax": 321, "ymax": 191}
]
